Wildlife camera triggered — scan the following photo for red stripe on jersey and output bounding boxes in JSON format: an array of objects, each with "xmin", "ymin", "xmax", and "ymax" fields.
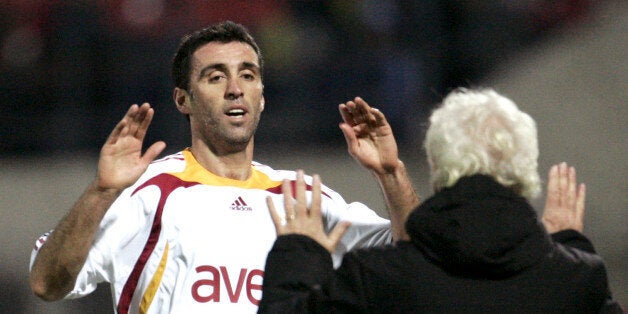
[
  {"xmin": 116, "ymin": 174, "xmax": 200, "ymax": 314},
  {"xmin": 33, "ymin": 233, "xmax": 50, "ymax": 251}
]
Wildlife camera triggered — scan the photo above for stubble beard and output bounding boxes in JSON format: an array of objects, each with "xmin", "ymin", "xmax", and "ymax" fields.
[
  {"xmin": 189, "ymin": 92, "xmax": 261, "ymax": 153},
  {"xmin": 200, "ymin": 108, "xmax": 260, "ymax": 153}
]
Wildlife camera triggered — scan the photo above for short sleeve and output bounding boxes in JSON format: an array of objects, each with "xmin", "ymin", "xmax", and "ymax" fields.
[
  {"xmin": 29, "ymin": 186, "xmax": 157, "ymax": 299},
  {"xmin": 319, "ymin": 185, "xmax": 391, "ymax": 268}
]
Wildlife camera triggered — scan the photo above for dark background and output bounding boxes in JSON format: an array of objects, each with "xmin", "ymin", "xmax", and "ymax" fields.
[
  {"xmin": 1, "ymin": 1, "xmax": 625, "ymax": 313},
  {"xmin": 0, "ymin": 0, "xmax": 597, "ymax": 155}
]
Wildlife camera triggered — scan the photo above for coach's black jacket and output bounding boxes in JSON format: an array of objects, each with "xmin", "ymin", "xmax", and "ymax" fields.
[{"xmin": 259, "ymin": 175, "xmax": 622, "ymax": 313}]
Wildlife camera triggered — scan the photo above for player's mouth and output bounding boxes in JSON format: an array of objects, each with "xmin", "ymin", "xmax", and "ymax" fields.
[{"xmin": 226, "ymin": 108, "xmax": 246, "ymax": 117}]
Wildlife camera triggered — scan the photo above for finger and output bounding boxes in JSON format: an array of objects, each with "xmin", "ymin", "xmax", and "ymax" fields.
[
  {"xmin": 282, "ymin": 179, "xmax": 294, "ymax": 221},
  {"xmin": 266, "ymin": 196, "xmax": 283, "ymax": 233},
  {"xmin": 141, "ymin": 141, "xmax": 167, "ymax": 164},
  {"xmin": 352, "ymin": 97, "xmax": 372, "ymax": 125},
  {"xmin": 344, "ymin": 100, "xmax": 360, "ymax": 123},
  {"xmin": 106, "ymin": 104, "xmax": 142, "ymax": 144},
  {"xmin": 558, "ymin": 162, "xmax": 568, "ymax": 207},
  {"xmin": 575, "ymin": 183, "xmax": 586, "ymax": 231},
  {"xmin": 127, "ymin": 103, "xmax": 146, "ymax": 137},
  {"xmin": 295, "ymin": 170, "xmax": 307, "ymax": 217},
  {"xmin": 353, "ymin": 97, "xmax": 369, "ymax": 112},
  {"xmin": 354, "ymin": 97, "xmax": 379, "ymax": 125},
  {"xmin": 135, "ymin": 103, "xmax": 154, "ymax": 140},
  {"xmin": 310, "ymin": 174, "xmax": 322, "ymax": 217},
  {"xmin": 339, "ymin": 122, "xmax": 359, "ymax": 155},
  {"xmin": 567, "ymin": 166, "xmax": 577, "ymax": 212},
  {"xmin": 339, "ymin": 103, "xmax": 355, "ymax": 126},
  {"xmin": 544, "ymin": 165, "xmax": 559, "ymax": 209},
  {"xmin": 327, "ymin": 221, "xmax": 352, "ymax": 251},
  {"xmin": 106, "ymin": 119, "xmax": 128, "ymax": 146},
  {"xmin": 370, "ymin": 107, "xmax": 388, "ymax": 127}
]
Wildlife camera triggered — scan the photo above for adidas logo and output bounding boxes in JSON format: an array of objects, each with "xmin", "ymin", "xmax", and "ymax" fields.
[{"xmin": 230, "ymin": 196, "xmax": 253, "ymax": 211}]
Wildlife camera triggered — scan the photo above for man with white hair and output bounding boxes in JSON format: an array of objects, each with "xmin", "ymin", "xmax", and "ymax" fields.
[{"xmin": 259, "ymin": 88, "xmax": 622, "ymax": 313}]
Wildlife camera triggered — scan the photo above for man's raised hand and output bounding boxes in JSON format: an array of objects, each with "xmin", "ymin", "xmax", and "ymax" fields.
[
  {"xmin": 97, "ymin": 103, "xmax": 166, "ymax": 191},
  {"xmin": 542, "ymin": 162, "xmax": 586, "ymax": 234},
  {"xmin": 338, "ymin": 97, "xmax": 399, "ymax": 175},
  {"xmin": 266, "ymin": 170, "xmax": 350, "ymax": 254}
]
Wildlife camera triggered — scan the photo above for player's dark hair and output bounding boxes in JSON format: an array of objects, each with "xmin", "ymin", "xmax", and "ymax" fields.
[{"xmin": 172, "ymin": 21, "xmax": 263, "ymax": 91}]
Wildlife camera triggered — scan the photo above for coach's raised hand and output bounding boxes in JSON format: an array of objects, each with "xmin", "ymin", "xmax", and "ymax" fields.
[
  {"xmin": 542, "ymin": 162, "xmax": 585, "ymax": 234},
  {"xmin": 338, "ymin": 97, "xmax": 419, "ymax": 241}
]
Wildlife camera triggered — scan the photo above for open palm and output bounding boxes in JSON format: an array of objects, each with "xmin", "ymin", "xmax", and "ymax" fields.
[
  {"xmin": 97, "ymin": 103, "xmax": 166, "ymax": 190},
  {"xmin": 338, "ymin": 97, "xmax": 399, "ymax": 175}
]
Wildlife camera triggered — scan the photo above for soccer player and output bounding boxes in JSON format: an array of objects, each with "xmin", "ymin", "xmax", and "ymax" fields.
[{"xmin": 28, "ymin": 21, "xmax": 418, "ymax": 313}]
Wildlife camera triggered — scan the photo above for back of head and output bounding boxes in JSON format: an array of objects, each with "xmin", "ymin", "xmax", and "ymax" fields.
[
  {"xmin": 171, "ymin": 21, "xmax": 263, "ymax": 91},
  {"xmin": 424, "ymin": 88, "xmax": 541, "ymax": 198}
]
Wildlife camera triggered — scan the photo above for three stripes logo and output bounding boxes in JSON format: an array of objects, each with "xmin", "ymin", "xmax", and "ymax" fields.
[{"xmin": 230, "ymin": 196, "xmax": 252, "ymax": 211}]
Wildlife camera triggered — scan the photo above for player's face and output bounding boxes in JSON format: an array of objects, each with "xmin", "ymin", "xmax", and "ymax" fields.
[{"xmin": 180, "ymin": 41, "xmax": 264, "ymax": 151}]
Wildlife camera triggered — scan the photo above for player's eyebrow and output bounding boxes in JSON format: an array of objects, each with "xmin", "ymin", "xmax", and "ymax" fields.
[
  {"xmin": 198, "ymin": 63, "xmax": 227, "ymax": 80},
  {"xmin": 197, "ymin": 61, "xmax": 260, "ymax": 79},
  {"xmin": 240, "ymin": 61, "xmax": 260, "ymax": 73}
]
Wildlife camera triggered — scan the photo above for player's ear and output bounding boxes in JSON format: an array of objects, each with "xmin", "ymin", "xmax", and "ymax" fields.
[
  {"xmin": 174, "ymin": 87, "xmax": 191, "ymax": 114},
  {"xmin": 259, "ymin": 96, "xmax": 265, "ymax": 111}
]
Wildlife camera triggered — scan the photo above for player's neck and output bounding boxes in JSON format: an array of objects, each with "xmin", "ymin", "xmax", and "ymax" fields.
[{"xmin": 189, "ymin": 141, "xmax": 254, "ymax": 181}]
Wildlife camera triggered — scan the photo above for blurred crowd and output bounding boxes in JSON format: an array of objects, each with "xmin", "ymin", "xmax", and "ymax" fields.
[{"xmin": 0, "ymin": 0, "xmax": 595, "ymax": 156}]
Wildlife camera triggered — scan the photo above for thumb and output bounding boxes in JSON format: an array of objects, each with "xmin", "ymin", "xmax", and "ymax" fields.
[
  {"xmin": 142, "ymin": 141, "xmax": 167, "ymax": 164},
  {"xmin": 325, "ymin": 221, "xmax": 352, "ymax": 253},
  {"xmin": 339, "ymin": 122, "xmax": 360, "ymax": 157},
  {"xmin": 339, "ymin": 123, "xmax": 356, "ymax": 143}
]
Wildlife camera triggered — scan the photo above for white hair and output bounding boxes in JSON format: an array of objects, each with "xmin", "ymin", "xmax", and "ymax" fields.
[{"xmin": 424, "ymin": 88, "xmax": 541, "ymax": 199}]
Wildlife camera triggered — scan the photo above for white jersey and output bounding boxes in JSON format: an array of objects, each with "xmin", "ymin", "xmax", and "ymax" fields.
[{"xmin": 31, "ymin": 149, "xmax": 391, "ymax": 313}]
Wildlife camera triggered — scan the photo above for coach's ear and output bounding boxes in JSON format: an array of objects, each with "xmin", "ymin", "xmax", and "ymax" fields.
[{"xmin": 174, "ymin": 87, "xmax": 191, "ymax": 115}]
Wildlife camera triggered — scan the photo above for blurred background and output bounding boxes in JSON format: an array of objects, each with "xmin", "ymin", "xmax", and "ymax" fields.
[{"xmin": 1, "ymin": 0, "xmax": 625, "ymax": 312}]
